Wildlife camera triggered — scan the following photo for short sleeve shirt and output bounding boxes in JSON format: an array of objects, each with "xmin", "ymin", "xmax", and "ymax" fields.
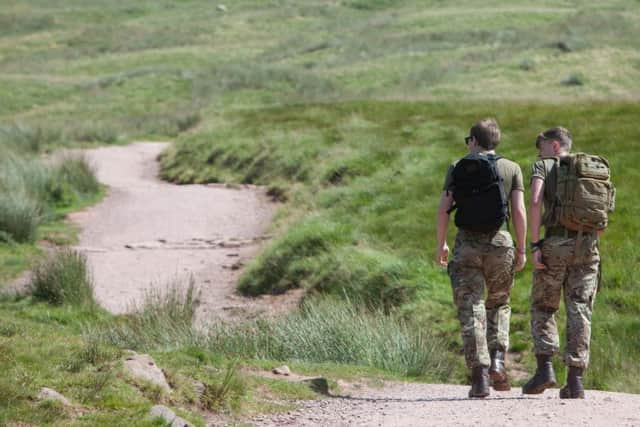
[{"xmin": 442, "ymin": 154, "xmax": 525, "ymax": 200}]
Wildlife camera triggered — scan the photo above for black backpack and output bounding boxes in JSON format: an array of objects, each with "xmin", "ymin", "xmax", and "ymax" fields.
[{"xmin": 448, "ymin": 154, "xmax": 508, "ymax": 232}]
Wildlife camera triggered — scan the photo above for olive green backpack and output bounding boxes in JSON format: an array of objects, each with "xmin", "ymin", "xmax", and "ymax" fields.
[{"xmin": 555, "ymin": 153, "xmax": 616, "ymax": 232}]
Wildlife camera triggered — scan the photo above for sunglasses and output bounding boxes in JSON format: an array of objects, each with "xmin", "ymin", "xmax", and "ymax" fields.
[{"xmin": 464, "ymin": 136, "xmax": 473, "ymax": 145}]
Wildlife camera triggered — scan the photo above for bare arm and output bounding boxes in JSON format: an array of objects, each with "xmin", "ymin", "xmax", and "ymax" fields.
[
  {"xmin": 435, "ymin": 191, "xmax": 453, "ymax": 267},
  {"xmin": 529, "ymin": 177, "xmax": 546, "ymax": 270},
  {"xmin": 511, "ymin": 189, "xmax": 527, "ymax": 271}
]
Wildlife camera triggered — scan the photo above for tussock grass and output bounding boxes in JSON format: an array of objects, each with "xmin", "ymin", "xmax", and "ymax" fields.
[
  {"xmin": 0, "ymin": 144, "xmax": 100, "ymax": 242},
  {"xmin": 209, "ymin": 297, "xmax": 455, "ymax": 379},
  {"xmin": 92, "ymin": 279, "xmax": 201, "ymax": 350},
  {"xmin": 93, "ymin": 287, "xmax": 455, "ymax": 381},
  {"xmin": 30, "ymin": 249, "xmax": 94, "ymax": 307},
  {"xmin": 0, "ymin": 192, "xmax": 41, "ymax": 243},
  {"xmin": 200, "ymin": 360, "xmax": 245, "ymax": 411}
]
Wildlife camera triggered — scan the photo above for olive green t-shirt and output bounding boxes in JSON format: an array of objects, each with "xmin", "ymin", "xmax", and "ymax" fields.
[
  {"xmin": 530, "ymin": 157, "xmax": 559, "ymax": 228},
  {"xmin": 442, "ymin": 154, "xmax": 525, "ymax": 198}
]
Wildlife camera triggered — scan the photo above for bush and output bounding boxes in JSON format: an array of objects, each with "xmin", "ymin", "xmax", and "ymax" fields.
[
  {"xmin": 0, "ymin": 192, "xmax": 41, "ymax": 242},
  {"xmin": 31, "ymin": 249, "xmax": 95, "ymax": 307}
]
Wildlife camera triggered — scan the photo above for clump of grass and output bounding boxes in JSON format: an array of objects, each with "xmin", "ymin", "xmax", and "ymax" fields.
[
  {"xmin": 92, "ymin": 279, "xmax": 200, "ymax": 350},
  {"xmin": 47, "ymin": 154, "xmax": 100, "ymax": 207},
  {"xmin": 91, "ymin": 286, "xmax": 454, "ymax": 380},
  {"xmin": 200, "ymin": 360, "xmax": 245, "ymax": 411},
  {"xmin": 0, "ymin": 123, "xmax": 61, "ymax": 153},
  {"xmin": 561, "ymin": 72, "xmax": 585, "ymax": 86},
  {"xmin": 519, "ymin": 58, "xmax": 535, "ymax": 71},
  {"xmin": 71, "ymin": 123, "xmax": 119, "ymax": 144},
  {"xmin": 30, "ymin": 249, "xmax": 95, "ymax": 307},
  {"xmin": 0, "ymin": 192, "xmax": 41, "ymax": 243},
  {"xmin": 238, "ymin": 218, "xmax": 351, "ymax": 296},
  {"xmin": 209, "ymin": 297, "xmax": 455, "ymax": 379}
]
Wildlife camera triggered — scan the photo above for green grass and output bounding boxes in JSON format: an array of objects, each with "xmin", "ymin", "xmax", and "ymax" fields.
[
  {"xmin": 0, "ymin": 0, "xmax": 639, "ymax": 423},
  {"xmin": 162, "ymin": 100, "xmax": 640, "ymax": 393}
]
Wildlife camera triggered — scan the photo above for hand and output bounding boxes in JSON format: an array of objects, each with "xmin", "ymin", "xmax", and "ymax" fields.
[
  {"xmin": 436, "ymin": 242, "xmax": 450, "ymax": 267},
  {"xmin": 532, "ymin": 249, "xmax": 546, "ymax": 270},
  {"xmin": 514, "ymin": 250, "xmax": 526, "ymax": 272}
]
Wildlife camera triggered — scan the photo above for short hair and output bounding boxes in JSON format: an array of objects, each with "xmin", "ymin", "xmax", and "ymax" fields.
[
  {"xmin": 541, "ymin": 126, "xmax": 572, "ymax": 151},
  {"xmin": 470, "ymin": 118, "xmax": 500, "ymax": 150}
]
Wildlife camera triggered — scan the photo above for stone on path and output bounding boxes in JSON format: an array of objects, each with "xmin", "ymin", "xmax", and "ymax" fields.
[
  {"xmin": 149, "ymin": 405, "xmax": 194, "ymax": 427},
  {"xmin": 123, "ymin": 352, "xmax": 171, "ymax": 392},
  {"xmin": 272, "ymin": 365, "xmax": 291, "ymax": 376},
  {"xmin": 37, "ymin": 387, "xmax": 72, "ymax": 406}
]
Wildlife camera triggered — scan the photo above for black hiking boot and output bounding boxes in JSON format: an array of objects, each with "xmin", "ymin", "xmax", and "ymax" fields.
[
  {"xmin": 489, "ymin": 349, "xmax": 511, "ymax": 391},
  {"xmin": 522, "ymin": 354, "xmax": 557, "ymax": 394},
  {"xmin": 468, "ymin": 366, "xmax": 490, "ymax": 398},
  {"xmin": 559, "ymin": 366, "xmax": 585, "ymax": 399}
]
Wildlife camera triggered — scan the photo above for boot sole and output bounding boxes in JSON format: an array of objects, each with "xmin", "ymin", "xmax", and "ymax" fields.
[
  {"xmin": 522, "ymin": 380, "xmax": 557, "ymax": 395},
  {"xmin": 489, "ymin": 370, "xmax": 511, "ymax": 391},
  {"xmin": 468, "ymin": 391, "xmax": 490, "ymax": 398}
]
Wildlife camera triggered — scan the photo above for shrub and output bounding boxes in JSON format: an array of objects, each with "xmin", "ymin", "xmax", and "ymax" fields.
[{"xmin": 31, "ymin": 249, "xmax": 95, "ymax": 307}]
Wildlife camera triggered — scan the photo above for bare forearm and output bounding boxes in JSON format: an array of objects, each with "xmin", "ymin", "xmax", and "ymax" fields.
[
  {"xmin": 529, "ymin": 201, "xmax": 543, "ymax": 242},
  {"xmin": 510, "ymin": 191, "xmax": 526, "ymax": 251},
  {"xmin": 437, "ymin": 210, "xmax": 450, "ymax": 246},
  {"xmin": 512, "ymin": 208, "xmax": 526, "ymax": 251}
]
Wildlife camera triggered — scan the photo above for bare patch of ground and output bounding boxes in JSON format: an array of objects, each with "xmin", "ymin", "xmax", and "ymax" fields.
[
  {"xmin": 249, "ymin": 381, "xmax": 640, "ymax": 427},
  {"xmin": 68, "ymin": 142, "xmax": 301, "ymax": 322}
]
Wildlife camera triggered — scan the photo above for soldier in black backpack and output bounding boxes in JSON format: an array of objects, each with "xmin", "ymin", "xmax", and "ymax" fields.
[{"xmin": 436, "ymin": 118, "xmax": 527, "ymax": 398}]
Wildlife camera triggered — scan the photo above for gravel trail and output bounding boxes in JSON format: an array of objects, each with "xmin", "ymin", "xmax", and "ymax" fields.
[
  {"xmin": 69, "ymin": 142, "xmax": 297, "ymax": 322},
  {"xmin": 251, "ymin": 382, "xmax": 640, "ymax": 427},
  {"xmin": 64, "ymin": 142, "xmax": 639, "ymax": 426}
]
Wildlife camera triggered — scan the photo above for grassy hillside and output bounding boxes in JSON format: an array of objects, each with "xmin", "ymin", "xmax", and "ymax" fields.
[{"xmin": 1, "ymin": 1, "xmax": 639, "ymax": 424}]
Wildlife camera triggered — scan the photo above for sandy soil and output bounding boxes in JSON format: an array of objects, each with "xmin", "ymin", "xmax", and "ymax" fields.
[
  {"xmin": 68, "ymin": 142, "xmax": 299, "ymax": 323},
  {"xmin": 250, "ymin": 382, "xmax": 640, "ymax": 427}
]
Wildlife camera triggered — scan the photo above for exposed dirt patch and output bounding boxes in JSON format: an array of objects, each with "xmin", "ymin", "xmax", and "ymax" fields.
[
  {"xmin": 249, "ymin": 381, "xmax": 640, "ymax": 427},
  {"xmin": 67, "ymin": 142, "xmax": 301, "ymax": 323}
]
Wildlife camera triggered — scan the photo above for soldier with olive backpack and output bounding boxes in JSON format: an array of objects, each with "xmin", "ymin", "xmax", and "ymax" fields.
[{"xmin": 524, "ymin": 127, "xmax": 615, "ymax": 399}]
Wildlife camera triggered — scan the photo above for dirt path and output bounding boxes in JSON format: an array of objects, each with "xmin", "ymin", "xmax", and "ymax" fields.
[
  {"xmin": 250, "ymin": 382, "xmax": 640, "ymax": 426},
  {"xmin": 69, "ymin": 142, "xmax": 298, "ymax": 322},
  {"xmin": 61, "ymin": 142, "xmax": 640, "ymax": 426}
]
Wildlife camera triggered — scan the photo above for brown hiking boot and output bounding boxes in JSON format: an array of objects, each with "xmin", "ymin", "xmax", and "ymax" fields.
[
  {"xmin": 489, "ymin": 349, "xmax": 511, "ymax": 391},
  {"xmin": 522, "ymin": 354, "xmax": 557, "ymax": 394},
  {"xmin": 559, "ymin": 366, "xmax": 585, "ymax": 399},
  {"xmin": 468, "ymin": 366, "xmax": 490, "ymax": 398}
]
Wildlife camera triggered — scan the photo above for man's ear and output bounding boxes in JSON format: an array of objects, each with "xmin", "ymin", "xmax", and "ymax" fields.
[{"xmin": 552, "ymin": 140, "xmax": 560, "ymax": 154}]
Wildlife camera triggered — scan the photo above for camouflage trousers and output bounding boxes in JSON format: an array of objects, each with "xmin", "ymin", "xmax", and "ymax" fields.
[
  {"xmin": 531, "ymin": 235, "xmax": 599, "ymax": 368},
  {"xmin": 448, "ymin": 230, "xmax": 515, "ymax": 369}
]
